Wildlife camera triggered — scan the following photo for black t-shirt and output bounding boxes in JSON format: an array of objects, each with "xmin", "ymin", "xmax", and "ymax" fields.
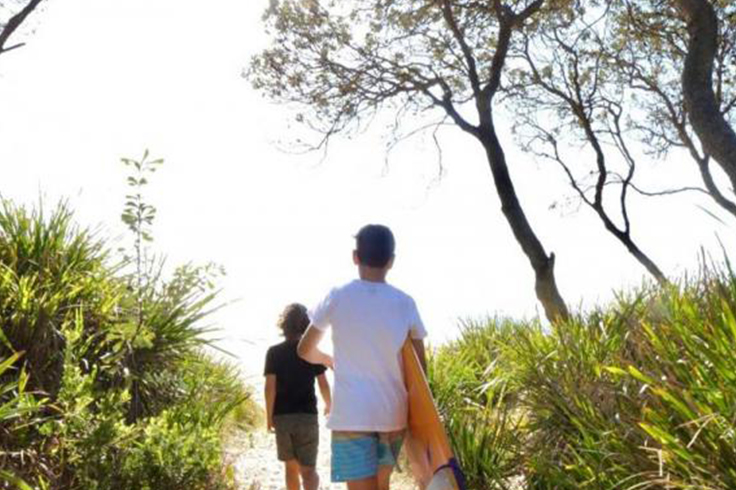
[{"xmin": 264, "ymin": 339, "xmax": 327, "ymax": 416}]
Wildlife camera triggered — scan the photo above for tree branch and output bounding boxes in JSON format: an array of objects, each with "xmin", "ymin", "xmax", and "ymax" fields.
[
  {"xmin": 0, "ymin": 0, "xmax": 44, "ymax": 55},
  {"xmin": 440, "ymin": 0, "xmax": 481, "ymax": 97},
  {"xmin": 623, "ymin": 181, "xmax": 709, "ymax": 198},
  {"xmin": 696, "ymin": 156, "xmax": 736, "ymax": 218},
  {"xmin": 515, "ymin": 0, "xmax": 545, "ymax": 26}
]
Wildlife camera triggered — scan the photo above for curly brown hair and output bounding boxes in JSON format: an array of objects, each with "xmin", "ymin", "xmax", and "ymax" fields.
[{"xmin": 278, "ymin": 303, "xmax": 310, "ymax": 339}]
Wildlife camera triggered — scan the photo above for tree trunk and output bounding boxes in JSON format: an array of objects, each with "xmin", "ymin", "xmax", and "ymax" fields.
[
  {"xmin": 478, "ymin": 126, "xmax": 570, "ymax": 323},
  {"xmin": 674, "ymin": 0, "xmax": 736, "ymax": 192}
]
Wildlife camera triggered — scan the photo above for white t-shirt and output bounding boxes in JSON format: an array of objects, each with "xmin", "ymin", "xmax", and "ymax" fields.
[{"xmin": 310, "ymin": 279, "xmax": 427, "ymax": 432}]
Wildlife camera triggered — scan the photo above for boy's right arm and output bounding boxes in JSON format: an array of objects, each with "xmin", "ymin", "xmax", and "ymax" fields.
[
  {"xmin": 264, "ymin": 374, "xmax": 276, "ymax": 432},
  {"xmin": 412, "ymin": 338, "xmax": 427, "ymax": 374},
  {"xmin": 297, "ymin": 325, "xmax": 334, "ymax": 368}
]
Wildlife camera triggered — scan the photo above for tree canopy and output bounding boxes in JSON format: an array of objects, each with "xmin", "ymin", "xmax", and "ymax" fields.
[
  {"xmin": 249, "ymin": 0, "xmax": 735, "ymax": 321},
  {"xmin": 251, "ymin": 0, "xmax": 577, "ymax": 321},
  {"xmin": 251, "ymin": 0, "xmax": 576, "ymax": 140}
]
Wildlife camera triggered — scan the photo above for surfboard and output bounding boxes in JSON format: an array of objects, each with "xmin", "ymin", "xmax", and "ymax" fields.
[{"xmin": 401, "ymin": 338, "xmax": 465, "ymax": 490}]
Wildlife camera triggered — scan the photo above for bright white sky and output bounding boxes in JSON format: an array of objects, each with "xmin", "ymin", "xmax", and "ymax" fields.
[{"xmin": 1, "ymin": 0, "xmax": 735, "ymax": 379}]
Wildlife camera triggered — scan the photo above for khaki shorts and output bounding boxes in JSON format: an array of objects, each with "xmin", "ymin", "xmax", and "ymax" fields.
[{"xmin": 274, "ymin": 414, "xmax": 319, "ymax": 467}]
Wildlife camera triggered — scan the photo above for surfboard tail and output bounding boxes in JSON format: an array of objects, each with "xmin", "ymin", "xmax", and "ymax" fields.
[
  {"xmin": 426, "ymin": 459, "xmax": 466, "ymax": 490},
  {"xmin": 446, "ymin": 458, "xmax": 466, "ymax": 490}
]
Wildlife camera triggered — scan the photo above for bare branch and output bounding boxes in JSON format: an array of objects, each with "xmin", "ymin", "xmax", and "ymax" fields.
[
  {"xmin": 696, "ymin": 156, "xmax": 736, "ymax": 218},
  {"xmin": 625, "ymin": 182, "xmax": 709, "ymax": 198},
  {"xmin": 0, "ymin": 0, "xmax": 44, "ymax": 55},
  {"xmin": 723, "ymin": 97, "xmax": 736, "ymax": 117},
  {"xmin": 510, "ymin": 10, "xmax": 668, "ymax": 283},
  {"xmin": 384, "ymin": 116, "xmax": 452, "ymax": 176}
]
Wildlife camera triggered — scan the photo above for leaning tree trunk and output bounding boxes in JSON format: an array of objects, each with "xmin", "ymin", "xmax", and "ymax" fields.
[
  {"xmin": 478, "ymin": 125, "xmax": 570, "ymax": 323},
  {"xmin": 435, "ymin": 0, "xmax": 567, "ymax": 322},
  {"xmin": 674, "ymin": 0, "xmax": 736, "ymax": 192}
]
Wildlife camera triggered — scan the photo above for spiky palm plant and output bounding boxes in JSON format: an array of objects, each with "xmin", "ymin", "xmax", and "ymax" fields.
[
  {"xmin": 0, "ymin": 200, "xmax": 121, "ymax": 397},
  {"xmin": 429, "ymin": 319, "xmax": 528, "ymax": 490},
  {"xmin": 0, "ymin": 198, "xmax": 254, "ymax": 488}
]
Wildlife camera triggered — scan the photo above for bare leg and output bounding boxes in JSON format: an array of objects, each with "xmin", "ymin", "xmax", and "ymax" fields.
[
  {"xmin": 299, "ymin": 465, "xmax": 320, "ymax": 490},
  {"xmin": 346, "ymin": 475, "xmax": 378, "ymax": 490},
  {"xmin": 285, "ymin": 460, "xmax": 301, "ymax": 490},
  {"xmin": 377, "ymin": 465, "xmax": 393, "ymax": 490}
]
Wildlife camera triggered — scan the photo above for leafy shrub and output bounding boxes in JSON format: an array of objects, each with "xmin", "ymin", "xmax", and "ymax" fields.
[
  {"xmin": 120, "ymin": 408, "xmax": 227, "ymax": 490},
  {"xmin": 429, "ymin": 319, "xmax": 526, "ymax": 490},
  {"xmin": 0, "ymin": 351, "xmax": 46, "ymax": 490},
  {"xmin": 0, "ymin": 200, "xmax": 256, "ymax": 489},
  {"xmin": 431, "ymin": 268, "xmax": 736, "ymax": 490}
]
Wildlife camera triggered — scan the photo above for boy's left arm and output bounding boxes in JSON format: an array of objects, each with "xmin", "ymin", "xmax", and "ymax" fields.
[{"xmin": 317, "ymin": 373, "xmax": 332, "ymax": 416}]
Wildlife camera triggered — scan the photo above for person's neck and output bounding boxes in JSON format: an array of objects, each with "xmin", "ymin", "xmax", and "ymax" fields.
[{"xmin": 358, "ymin": 266, "xmax": 388, "ymax": 283}]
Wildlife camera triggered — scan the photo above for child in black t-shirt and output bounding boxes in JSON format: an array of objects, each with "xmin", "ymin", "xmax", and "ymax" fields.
[{"xmin": 264, "ymin": 303, "xmax": 332, "ymax": 490}]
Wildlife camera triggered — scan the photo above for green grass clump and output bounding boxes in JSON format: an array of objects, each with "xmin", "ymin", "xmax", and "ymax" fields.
[
  {"xmin": 0, "ymin": 201, "xmax": 256, "ymax": 489},
  {"xmin": 431, "ymin": 269, "xmax": 736, "ymax": 490},
  {"xmin": 429, "ymin": 319, "xmax": 525, "ymax": 490}
]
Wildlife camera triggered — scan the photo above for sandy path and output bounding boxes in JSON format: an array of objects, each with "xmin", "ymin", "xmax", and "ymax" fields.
[{"xmin": 226, "ymin": 413, "xmax": 416, "ymax": 490}]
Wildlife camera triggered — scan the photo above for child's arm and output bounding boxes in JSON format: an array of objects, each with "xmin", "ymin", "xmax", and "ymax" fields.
[
  {"xmin": 317, "ymin": 373, "xmax": 332, "ymax": 415},
  {"xmin": 412, "ymin": 338, "xmax": 427, "ymax": 374},
  {"xmin": 264, "ymin": 374, "xmax": 276, "ymax": 432},
  {"xmin": 297, "ymin": 325, "xmax": 334, "ymax": 368}
]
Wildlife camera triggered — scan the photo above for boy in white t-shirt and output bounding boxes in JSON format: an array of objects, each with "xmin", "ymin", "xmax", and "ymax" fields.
[{"xmin": 297, "ymin": 224, "xmax": 427, "ymax": 490}]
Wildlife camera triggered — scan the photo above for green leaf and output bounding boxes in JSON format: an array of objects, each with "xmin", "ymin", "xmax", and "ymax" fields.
[
  {"xmin": 0, "ymin": 469, "xmax": 33, "ymax": 490},
  {"xmin": 0, "ymin": 352, "xmax": 23, "ymax": 377},
  {"xmin": 628, "ymin": 366, "xmax": 654, "ymax": 385},
  {"xmin": 0, "ymin": 328, "xmax": 14, "ymax": 352},
  {"xmin": 603, "ymin": 366, "xmax": 627, "ymax": 377}
]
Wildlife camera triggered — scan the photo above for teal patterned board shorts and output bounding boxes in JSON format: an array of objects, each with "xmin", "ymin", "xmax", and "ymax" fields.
[{"xmin": 331, "ymin": 431, "xmax": 405, "ymax": 482}]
